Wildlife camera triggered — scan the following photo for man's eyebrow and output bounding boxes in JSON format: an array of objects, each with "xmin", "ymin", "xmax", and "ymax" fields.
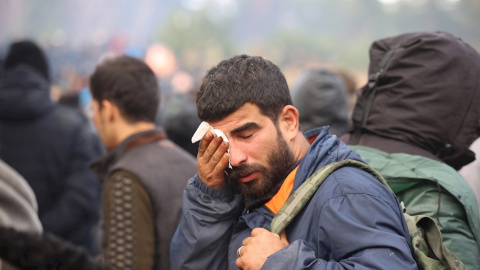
[{"xmin": 230, "ymin": 122, "xmax": 260, "ymax": 135}]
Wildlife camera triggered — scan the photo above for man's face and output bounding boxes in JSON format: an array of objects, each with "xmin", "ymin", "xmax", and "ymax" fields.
[{"xmin": 211, "ymin": 103, "xmax": 295, "ymax": 199}]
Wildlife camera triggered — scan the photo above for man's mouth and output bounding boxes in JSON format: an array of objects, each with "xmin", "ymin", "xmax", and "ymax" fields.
[{"xmin": 239, "ymin": 172, "xmax": 257, "ymax": 183}]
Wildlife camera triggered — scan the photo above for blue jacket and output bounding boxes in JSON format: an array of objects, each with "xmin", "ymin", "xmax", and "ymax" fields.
[{"xmin": 171, "ymin": 127, "xmax": 417, "ymax": 269}]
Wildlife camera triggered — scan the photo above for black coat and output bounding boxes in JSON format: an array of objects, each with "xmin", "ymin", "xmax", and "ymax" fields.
[{"xmin": 0, "ymin": 65, "xmax": 102, "ymax": 252}]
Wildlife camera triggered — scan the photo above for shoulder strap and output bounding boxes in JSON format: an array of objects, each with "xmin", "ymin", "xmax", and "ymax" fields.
[
  {"xmin": 404, "ymin": 214, "xmax": 467, "ymax": 270},
  {"xmin": 270, "ymin": 159, "xmax": 389, "ymax": 234}
]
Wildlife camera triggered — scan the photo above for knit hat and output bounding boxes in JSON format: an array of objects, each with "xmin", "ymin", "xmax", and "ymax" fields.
[{"xmin": 3, "ymin": 40, "xmax": 50, "ymax": 81}]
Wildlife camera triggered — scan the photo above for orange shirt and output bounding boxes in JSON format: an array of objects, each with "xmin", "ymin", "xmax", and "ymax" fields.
[
  {"xmin": 264, "ymin": 165, "xmax": 299, "ymax": 214},
  {"xmin": 265, "ymin": 135, "xmax": 315, "ymax": 214}
]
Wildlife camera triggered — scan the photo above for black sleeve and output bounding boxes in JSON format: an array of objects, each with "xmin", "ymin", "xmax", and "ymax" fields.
[{"xmin": 0, "ymin": 227, "xmax": 112, "ymax": 270}]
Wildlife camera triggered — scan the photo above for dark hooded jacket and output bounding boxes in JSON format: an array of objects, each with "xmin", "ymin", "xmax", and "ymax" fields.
[
  {"xmin": 291, "ymin": 68, "xmax": 349, "ymax": 137},
  {"xmin": 341, "ymin": 31, "xmax": 480, "ymax": 269},
  {"xmin": 0, "ymin": 65, "xmax": 102, "ymax": 252},
  {"xmin": 344, "ymin": 31, "xmax": 480, "ymax": 169}
]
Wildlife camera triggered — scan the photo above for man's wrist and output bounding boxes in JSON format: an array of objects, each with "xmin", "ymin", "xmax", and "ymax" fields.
[{"xmin": 191, "ymin": 175, "xmax": 237, "ymax": 202}]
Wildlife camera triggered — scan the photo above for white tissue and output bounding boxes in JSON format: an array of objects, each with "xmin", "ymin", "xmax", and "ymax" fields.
[{"xmin": 191, "ymin": 121, "xmax": 232, "ymax": 169}]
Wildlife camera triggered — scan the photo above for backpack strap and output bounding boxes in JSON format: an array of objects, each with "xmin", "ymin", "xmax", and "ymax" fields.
[
  {"xmin": 270, "ymin": 159, "xmax": 389, "ymax": 235},
  {"xmin": 404, "ymin": 214, "xmax": 467, "ymax": 270}
]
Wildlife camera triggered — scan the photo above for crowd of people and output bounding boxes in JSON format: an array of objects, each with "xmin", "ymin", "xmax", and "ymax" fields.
[{"xmin": 0, "ymin": 30, "xmax": 479, "ymax": 270}]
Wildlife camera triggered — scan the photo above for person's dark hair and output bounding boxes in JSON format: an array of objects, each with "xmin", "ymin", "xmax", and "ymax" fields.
[
  {"xmin": 196, "ymin": 55, "xmax": 292, "ymax": 123},
  {"xmin": 3, "ymin": 40, "xmax": 50, "ymax": 81},
  {"xmin": 89, "ymin": 55, "xmax": 159, "ymax": 123}
]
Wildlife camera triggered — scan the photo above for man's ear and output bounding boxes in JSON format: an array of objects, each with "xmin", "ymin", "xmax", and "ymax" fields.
[
  {"xmin": 279, "ymin": 105, "xmax": 300, "ymax": 142},
  {"xmin": 100, "ymin": 100, "xmax": 116, "ymax": 122}
]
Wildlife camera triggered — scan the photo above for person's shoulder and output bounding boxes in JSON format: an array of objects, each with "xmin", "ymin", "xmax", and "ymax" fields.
[
  {"xmin": 55, "ymin": 105, "xmax": 87, "ymax": 122},
  {"xmin": 316, "ymin": 165, "xmax": 391, "ymax": 200},
  {"xmin": 160, "ymin": 139, "xmax": 197, "ymax": 159},
  {"xmin": 118, "ymin": 138, "xmax": 196, "ymax": 170},
  {"xmin": 136, "ymin": 137, "xmax": 197, "ymax": 162},
  {"xmin": 45, "ymin": 105, "xmax": 90, "ymax": 132}
]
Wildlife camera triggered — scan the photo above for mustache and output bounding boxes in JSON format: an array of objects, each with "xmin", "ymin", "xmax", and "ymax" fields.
[{"xmin": 229, "ymin": 163, "xmax": 265, "ymax": 180}]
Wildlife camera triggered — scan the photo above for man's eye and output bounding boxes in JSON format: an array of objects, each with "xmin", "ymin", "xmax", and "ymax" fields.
[{"xmin": 240, "ymin": 134, "xmax": 253, "ymax": 139}]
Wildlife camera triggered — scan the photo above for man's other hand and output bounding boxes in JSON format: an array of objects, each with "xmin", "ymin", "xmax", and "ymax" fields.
[{"xmin": 236, "ymin": 228, "xmax": 289, "ymax": 270}]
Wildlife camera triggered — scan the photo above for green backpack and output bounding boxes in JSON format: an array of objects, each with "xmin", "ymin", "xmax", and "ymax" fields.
[{"xmin": 270, "ymin": 159, "xmax": 467, "ymax": 270}]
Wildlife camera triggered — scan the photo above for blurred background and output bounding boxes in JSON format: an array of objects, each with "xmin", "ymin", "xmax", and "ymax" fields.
[{"xmin": 1, "ymin": 0, "xmax": 479, "ymax": 120}]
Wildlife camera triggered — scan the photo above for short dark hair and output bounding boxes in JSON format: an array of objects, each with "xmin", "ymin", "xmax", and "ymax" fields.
[
  {"xmin": 89, "ymin": 55, "xmax": 159, "ymax": 123},
  {"xmin": 196, "ymin": 55, "xmax": 292, "ymax": 122}
]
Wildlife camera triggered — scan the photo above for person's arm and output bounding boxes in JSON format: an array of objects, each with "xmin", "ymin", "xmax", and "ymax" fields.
[
  {"xmin": 171, "ymin": 130, "xmax": 244, "ymax": 270},
  {"xmin": 102, "ymin": 170, "xmax": 155, "ymax": 270},
  {"xmin": 257, "ymin": 192, "xmax": 417, "ymax": 270},
  {"xmin": 170, "ymin": 174, "xmax": 244, "ymax": 270},
  {"xmin": 0, "ymin": 227, "xmax": 111, "ymax": 270},
  {"xmin": 40, "ymin": 126, "xmax": 101, "ymax": 239}
]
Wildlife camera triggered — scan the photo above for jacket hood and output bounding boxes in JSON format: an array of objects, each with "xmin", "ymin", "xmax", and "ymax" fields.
[
  {"xmin": 291, "ymin": 69, "xmax": 349, "ymax": 137},
  {"xmin": 350, "ymin": 31, "xmax": 480, "ymax": 169},
  {"xmin": 0, "ymin": 64, "xmax": 54, "ymax": 121}
]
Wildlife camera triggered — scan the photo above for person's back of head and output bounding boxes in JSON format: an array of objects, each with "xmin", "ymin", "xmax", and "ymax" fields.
[
  {"xmin": 291, "ymin": 68, "xmax": 349, "ymax": 136},
  {"xmin": 163, "ymin": 107, "xmax": 201, "ymax": 157},
  {"xmin": 3, "ymin": 40, "xmax": 49, "ymax": 82},
  {"xmin": 196, "ymin": 54, "xmax": 292, "ymax": 123},
  {"xmin": 336, "ymin": 68, "xmax": 358, "ymax": 116},
  {"xmin": 89, "ymin": 55, "xmax": 159, "ymax": 124},
  {"xmin": 348, "ymin": 31, "xmax": 480, "ymax": 169}
]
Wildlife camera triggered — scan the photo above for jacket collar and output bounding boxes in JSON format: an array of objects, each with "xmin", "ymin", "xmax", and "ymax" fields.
[
  {"xmin": 293, "ymin": 126, "xmax": 363, "ymax": 192},
  {"xmin": 90, "ymin": 128, "xmax": 167, "ymax": 180}
]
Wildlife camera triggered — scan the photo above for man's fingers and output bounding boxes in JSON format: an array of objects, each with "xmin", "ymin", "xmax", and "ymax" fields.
[
  {"xmin": 242, "ymin": 236, "xmax": 251, "ymax": 246},
  {"xmin": 250, "ymin": 227, "xmax": 268, "ymax": 237},
  {"xmin": 197, "ymin": 131, "xmax": 214, "ymax": 158},
  {"xmin": 235, "ymin": 257, "xmax": 243, "ymax": 269},
  {"xmin": 199, "ymin": 133, "xmax": 224, "ymax": 164},
  {"xmin": 196, "ymin": 133, "xmax": 230, "ymax": 188},
  {"xmin": 213, "ymin": 152, "xmax": 230, "ymax": 174},
  {"xmin": 203, "ymin": 139, "xmax": 229, "ymax": 174},
  {"xmin": 210, "ymin": 141, "xmax": 229, "ymax": 163}
]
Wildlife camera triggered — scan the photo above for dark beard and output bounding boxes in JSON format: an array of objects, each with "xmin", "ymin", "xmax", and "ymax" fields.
[{"xmin": 229, "ymin": 131, "xmax": 295, "ymax": 200}]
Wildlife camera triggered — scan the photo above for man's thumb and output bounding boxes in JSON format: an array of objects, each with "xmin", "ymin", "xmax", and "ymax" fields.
[{"xmin": 280, "ymin": 231, "xmax": 289, "ymax": 246}]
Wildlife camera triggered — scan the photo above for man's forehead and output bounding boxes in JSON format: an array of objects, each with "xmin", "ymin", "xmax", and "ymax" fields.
[{"xmin": 210, "ymin": 103, "xmax": 265, "ymax": 130}]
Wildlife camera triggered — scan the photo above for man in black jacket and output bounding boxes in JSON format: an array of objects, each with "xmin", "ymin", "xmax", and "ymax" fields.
[{"xmin": 0, "ymin": 40, "xmax": 103, "ymax": 253}]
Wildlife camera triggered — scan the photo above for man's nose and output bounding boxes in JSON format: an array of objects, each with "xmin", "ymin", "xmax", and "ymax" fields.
[{"xmin": 228, "ymin": 143, "xmax": 247, "ymax": 167}]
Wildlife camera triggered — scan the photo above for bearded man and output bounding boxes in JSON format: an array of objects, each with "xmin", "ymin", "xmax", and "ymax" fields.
[{"xmin": 170, "ymin": 55, "xmax": 417, "ymax": 270}]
